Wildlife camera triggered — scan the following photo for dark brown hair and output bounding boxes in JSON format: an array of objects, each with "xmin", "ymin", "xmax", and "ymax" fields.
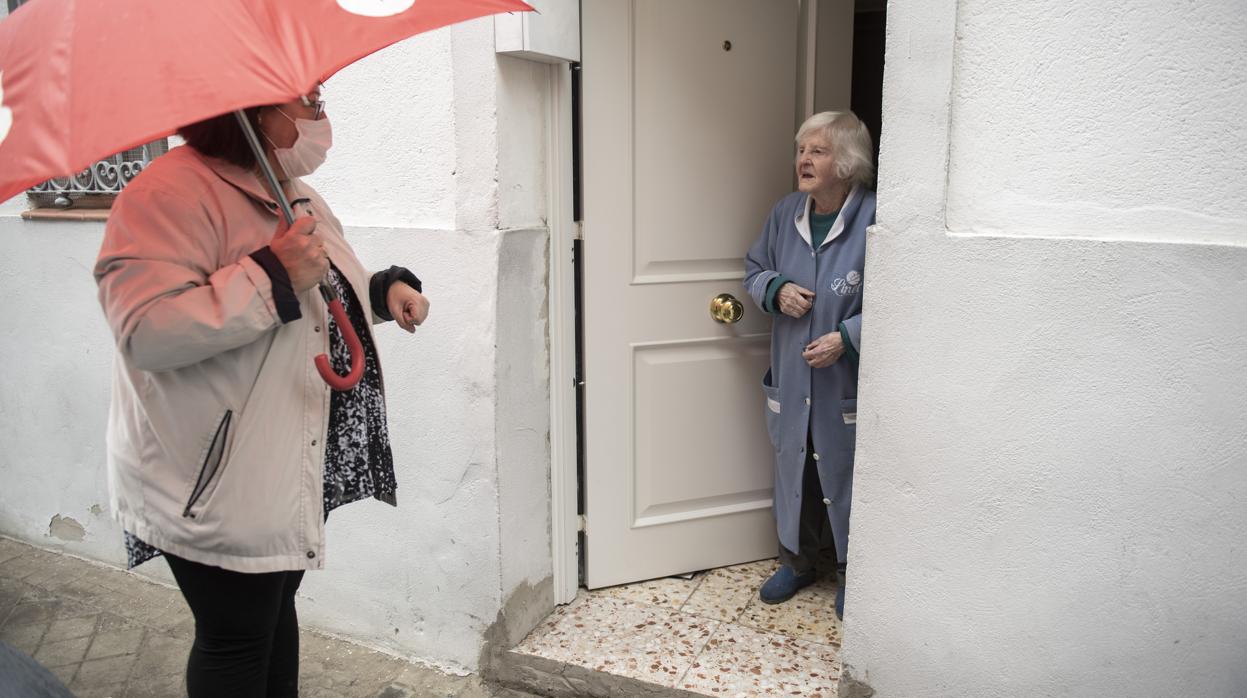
[{"xmin": 177, "ymin": 107, "xmax": 265, "ymax": 170}]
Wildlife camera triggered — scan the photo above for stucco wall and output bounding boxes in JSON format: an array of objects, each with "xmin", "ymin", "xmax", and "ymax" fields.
[
  {"xmin": 946, "ymin": 1, "xmax": 1247, "ymax": 245},
  {"xmin": 0, "ymin": 17, "xmax": 552, "ymax": 673},
  {"xmin": 840, "ymin": 1, "xmax": 1247, "ymax": 696}
]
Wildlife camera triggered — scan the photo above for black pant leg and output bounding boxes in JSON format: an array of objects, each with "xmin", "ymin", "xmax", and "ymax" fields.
[
  {"xmin": 778, "ymin": 433, "xmax": 838, "ymax": 573},
  {"xmin": 164, "ymin": 554, "xmax": 297, "ymax": 698},
  {"xmin": 266, "ymin": 569, "xmax": 306, "ymax": 698}
]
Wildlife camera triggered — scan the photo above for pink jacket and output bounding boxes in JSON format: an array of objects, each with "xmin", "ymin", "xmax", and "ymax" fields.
[{"xmin": 95, "ymin": 146, "xmax": 380, "ymax": 573}]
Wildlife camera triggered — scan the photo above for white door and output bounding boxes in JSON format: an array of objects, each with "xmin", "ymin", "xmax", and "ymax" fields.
[{"xmin": 582, "ymin": 0, "xmax": 801, "ymax": 588}]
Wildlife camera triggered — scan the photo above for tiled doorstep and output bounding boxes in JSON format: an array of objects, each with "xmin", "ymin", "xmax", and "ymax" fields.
[
  {"xmin": 679, "ymin": 560, "xmax": 777, "ymax": 623},
  {"xmin": 513, "ymin": 594, "xmax": 718, "ymax": 686},
  {"xmin": 735, "ymin": 573, "xmax": 843, "ymax": 647},
  {"xmin": 680, "ymin": 622, "xmax": 840, "ymax": 697},
  {"xmin": 512, "ymin": 564, "xmax": 844, "ymax": 697}
]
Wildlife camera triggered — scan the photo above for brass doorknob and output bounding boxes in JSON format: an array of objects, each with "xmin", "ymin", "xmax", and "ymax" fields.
[{"xmin": 710, "ymin": 293, "xmax": 744, "ymax": 324}]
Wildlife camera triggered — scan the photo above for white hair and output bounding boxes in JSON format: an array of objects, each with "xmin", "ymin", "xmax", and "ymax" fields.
[{"xmin": 795, "ymin": 111, "xmax": 875, "ymax": 188}]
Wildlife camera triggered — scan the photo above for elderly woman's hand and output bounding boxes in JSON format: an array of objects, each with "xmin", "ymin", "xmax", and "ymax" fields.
[
  {"xmin": 802, "ymin": 331, "xmax": 845, "ymax": 368},
  {"xmin": 387, "ymin": 281, "xmax": 429, "ymax": 333},
  {"xmin": 777, "ymin": 282, "xmax": 816, "ymax": 319}
]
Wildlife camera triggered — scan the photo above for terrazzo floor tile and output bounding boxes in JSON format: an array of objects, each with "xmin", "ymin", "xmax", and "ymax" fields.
[
  {"xmin": 736, "ymin": 575, "xmax": 842, "ymax": 647},
  {"xmin": 680, "ymin": 560, "xmax": 776, "ymax": 623},
  {"xmin": 679, "ymin": 622, "xmax": 840, "ymax": 697},
  {"xmin": 589, "ymin": 574, "xmax": 701, "ymax": 611},
  {"xmin": 513, "ymin": 594, "xmax": 718, "ymax": 686}
]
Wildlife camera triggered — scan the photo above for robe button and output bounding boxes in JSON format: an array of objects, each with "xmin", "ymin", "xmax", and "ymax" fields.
[
  {"xmin": 311, "ymin": 439, "xmax": 318, "ymax": 446},
  {"xmin": 306, "ymin": 551, "xmax": 316, "ymax": 559},
  {"xmin": 315, "ymin": 326, "xmax": 321, "ymax": 333},
  {"xmin": 805, "ymin": 398, "xmax": 811, "ymax": 406},
  {"xmin": 823, "ymin": 498, "xmax": 832, "ymax": 506},
  {"xmin": 812, "ymin": 453, "xmax": 821, "ymax": 461}
]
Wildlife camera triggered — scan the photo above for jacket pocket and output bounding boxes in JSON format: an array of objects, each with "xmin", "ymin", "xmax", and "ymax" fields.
[
  {"xmin": 182, "ymin": 410, "xmax": 233, "ymax": 519},
  {"xmin": 762, "ymin": 369, "xmax": 782, "ymax": 452},
  {"xmin": 840, "ymin": 398, "xmax": 858, "ymax": 449}
]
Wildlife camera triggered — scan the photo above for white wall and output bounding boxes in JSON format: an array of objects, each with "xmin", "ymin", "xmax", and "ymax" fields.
[
  {"xmin": 946, "ymin": 2, "xmax": 1247, "ymax": 245},
  {"xmin": 0, "ymin": 17, "xmax": 553, "ymax": 673},
  {"xmin": 839, "ymin": 1, "xmax": 1247, "ymax": 696}
]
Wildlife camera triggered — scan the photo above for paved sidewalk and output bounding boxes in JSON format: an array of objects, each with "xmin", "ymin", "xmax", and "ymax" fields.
[{"xmin": 0, "ymin": 536, "xmax": 532, "ymax": 698}]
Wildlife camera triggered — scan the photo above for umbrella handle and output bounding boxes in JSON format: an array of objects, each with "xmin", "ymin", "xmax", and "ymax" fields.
[
  {"xmin": 314, "ymin": 282, "xmax": 365, "ymax": 391},
  {"xmin": 234, "ymin": 110, "xmax": 365, "ymax": 392}
]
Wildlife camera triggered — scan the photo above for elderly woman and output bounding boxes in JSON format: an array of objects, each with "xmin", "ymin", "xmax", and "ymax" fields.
[
  {"xmin": 743, "ymin": 111, "xmax": 875, "ymax": 618},
  {"xmin": 94, "ymin": 84, "xmax": 428, "ymax": 697}
]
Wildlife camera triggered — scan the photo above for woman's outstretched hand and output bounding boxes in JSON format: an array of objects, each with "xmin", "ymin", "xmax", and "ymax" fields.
[
  {"xmin": 387, "ymin": 281, "xmax": 429, "ymax": 333},
  {"xmin": 777, "ymin": 282, "xmax": 816, "ymax": 319}
]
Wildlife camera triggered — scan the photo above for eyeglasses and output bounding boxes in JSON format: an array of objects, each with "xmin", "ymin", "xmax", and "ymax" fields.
[{"xmin": 299, "ymin": 93, "xmax": 325, "ymax": 120}]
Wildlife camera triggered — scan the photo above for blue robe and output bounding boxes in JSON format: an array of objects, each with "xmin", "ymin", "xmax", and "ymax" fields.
[{"xmin": 743, "ymin": 186, "xmax": 875, "ymax": 562}]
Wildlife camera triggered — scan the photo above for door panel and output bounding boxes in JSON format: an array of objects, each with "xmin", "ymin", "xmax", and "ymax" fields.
[
  {"xmin": 631, "ymin": 1, "xmax": 798, "ymax": 283},
  {"xmin": 583, "ymin": 0, "xmax": 801, "ymax": 588}
]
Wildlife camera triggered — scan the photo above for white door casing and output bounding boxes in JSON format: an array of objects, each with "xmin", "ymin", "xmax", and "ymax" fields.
[{"xmin": 582, "ymin": 0, "xmax": 801, "ymax": 588}]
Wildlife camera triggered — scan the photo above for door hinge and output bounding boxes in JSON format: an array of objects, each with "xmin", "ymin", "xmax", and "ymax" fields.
[
  {"xmin": 574, "ymin": 221, "xmax": 584, "ymax": 240},
  {"xmin": 577, "ymin": 514, "xmax": 587, "ymax": 533}
]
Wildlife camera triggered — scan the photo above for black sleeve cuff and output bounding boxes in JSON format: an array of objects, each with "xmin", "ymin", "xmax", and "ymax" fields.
[
  {"xmin": 249, "ymin": 246, "xmax": 302, "ymax": 324},
  {"xmin": 369, "ymin": 266, "xmax": 423, "ymax": 322}
]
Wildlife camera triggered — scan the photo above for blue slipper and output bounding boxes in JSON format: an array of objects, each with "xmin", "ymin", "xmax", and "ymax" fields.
[{"xmin": 759, "ymin": 565, "xmax": 817, "ymax": 605}]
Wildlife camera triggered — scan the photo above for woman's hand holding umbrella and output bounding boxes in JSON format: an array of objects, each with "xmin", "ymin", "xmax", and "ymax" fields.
[{"xmin": 271, "ymin": 215, "xmax": 330, "ymax": 293}]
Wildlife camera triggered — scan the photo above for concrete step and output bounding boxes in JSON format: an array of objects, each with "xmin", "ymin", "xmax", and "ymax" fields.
[{"xmin": 486, "ymin": 646, "xmax": 704, "ymax": 698}]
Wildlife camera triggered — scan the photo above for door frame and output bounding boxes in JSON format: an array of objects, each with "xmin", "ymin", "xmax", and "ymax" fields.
[
  {"xmin": 547, "ymin": 0, "xmax": 827, "ymax": 602},
  {"xmin": 547, "ymin": 59, "xmax": 580, "ymax": 605}
]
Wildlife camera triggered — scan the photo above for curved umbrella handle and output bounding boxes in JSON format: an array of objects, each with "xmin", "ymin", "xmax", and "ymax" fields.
[
  {"xmin": 233, "ymin": 111, "xmax": 364, "ymax": 391},
  {"xmin": 315, "ymin": 283, "xmax": 365, "ymax": 391}
]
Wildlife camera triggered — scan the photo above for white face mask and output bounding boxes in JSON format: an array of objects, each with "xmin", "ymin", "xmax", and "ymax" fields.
[{"xmin": 266, "ymin": 108, "xmax": 332, "ymax": 178}]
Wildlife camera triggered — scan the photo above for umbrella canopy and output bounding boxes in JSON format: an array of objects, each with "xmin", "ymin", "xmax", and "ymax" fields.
[{"xmin": 0, "ymin": 0, "xmax": 531, "ymax": 203}]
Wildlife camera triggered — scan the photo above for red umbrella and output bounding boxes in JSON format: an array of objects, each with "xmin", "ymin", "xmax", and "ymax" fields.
[{"xmin": 0, "ymin": 0, "xmax": 531, "ymax": 389}]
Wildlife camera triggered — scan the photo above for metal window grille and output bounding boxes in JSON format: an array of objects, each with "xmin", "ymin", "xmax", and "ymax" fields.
[
  {"xmin": 8, "ymin": 0, "xmax": 170, "ymax": 208},
  {"xmin": 27, "ymin": 140, "xmax": 171, "ymax": 208}
]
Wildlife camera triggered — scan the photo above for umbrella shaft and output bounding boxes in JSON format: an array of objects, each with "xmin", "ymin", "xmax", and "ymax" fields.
[{"xmin": 232, "ymin": 111, "xmax": 296, "ymax": 226}]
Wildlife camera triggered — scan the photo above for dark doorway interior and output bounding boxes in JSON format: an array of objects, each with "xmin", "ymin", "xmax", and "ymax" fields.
[{"xmin": 851, "ymin": 2, "xmax": 887, "ymax": 168}]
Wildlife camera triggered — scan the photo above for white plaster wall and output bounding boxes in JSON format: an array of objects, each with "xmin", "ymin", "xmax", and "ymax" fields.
[
  {"xmin": 497, "ymin": 56, "xmax": 549, "ymax": 231},
  {"xmin": 494, "ymin": 55, "xmax": 553, "ymax": 604},
  {"xmin": 0, "ymin": 222, "xmax": 123, "ymax": 560},
  {"xmin": 0, "ymin": 16, "xmax": 554, "ymax": 673},
  {"xmin": 314, "ymin": 31, "xmax": 457, "ymax": 230},
  {"xmin": 839, "ymin": 1, "xmax": 1247, "ymax": 696},
  {"xmin": 946, "ymin": 1, "xmax": 1247, "ymax": 244}
]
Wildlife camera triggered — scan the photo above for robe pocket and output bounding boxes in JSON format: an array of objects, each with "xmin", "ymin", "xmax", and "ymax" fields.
[
  {"xmin": 841, "ymin": 398, "xmax": 858, "ymax": 426},
  {"xmin": 762, "ymin": 369, "xmax": 782, "ymax": 452}
]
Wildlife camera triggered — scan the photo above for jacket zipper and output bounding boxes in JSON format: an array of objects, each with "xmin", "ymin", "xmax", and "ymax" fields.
[{"xmin": 182, "ymin": 410, "xmax": 233, "ymax": 518}]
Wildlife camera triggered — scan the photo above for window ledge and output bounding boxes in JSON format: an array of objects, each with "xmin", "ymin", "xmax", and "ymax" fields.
[{"xmin": 20, "ymin": 208, "xmax": 111, "ymax": 222}]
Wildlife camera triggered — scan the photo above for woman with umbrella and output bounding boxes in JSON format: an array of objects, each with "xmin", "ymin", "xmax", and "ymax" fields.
[
  {"xmin": 94, "ymin": 86, "xmax": 429, "ymax": 696},
  {"xmin": 1, "ymin": 1, "xmax": 530, "ymax": 692}
]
